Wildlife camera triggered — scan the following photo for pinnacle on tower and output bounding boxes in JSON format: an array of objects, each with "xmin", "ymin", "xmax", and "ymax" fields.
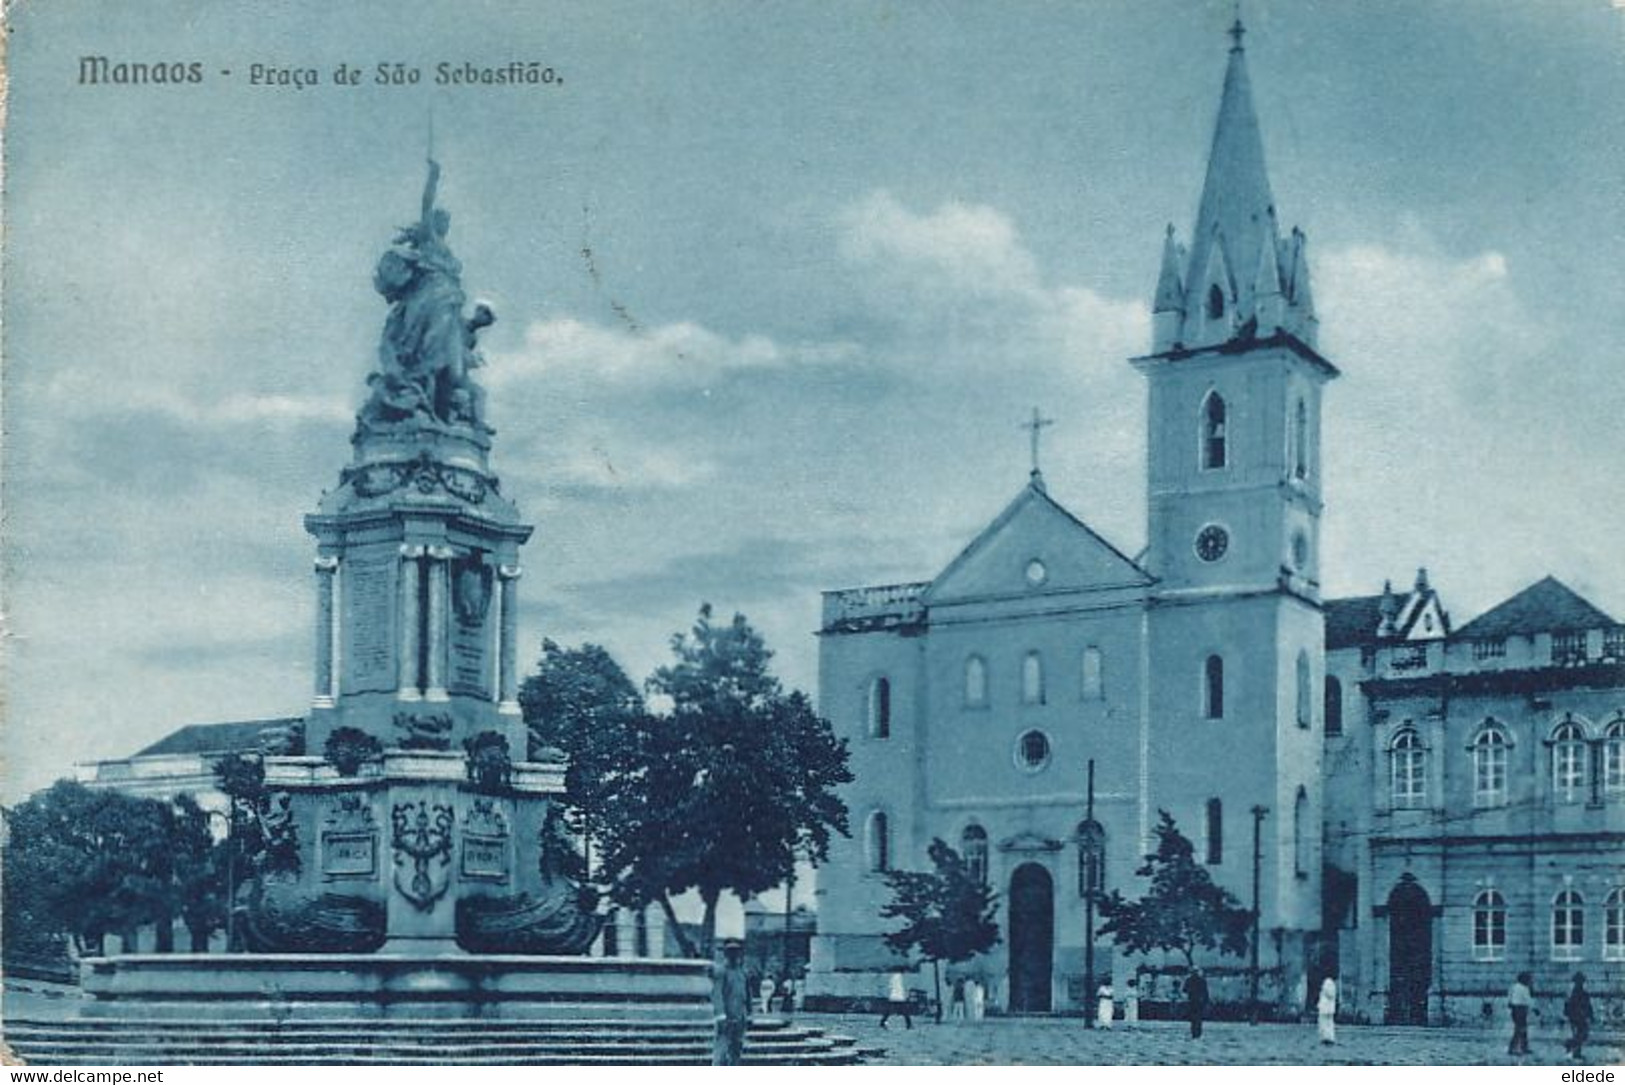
[{"xmin": 1152, "ymin": 20, "xmax": 1318, "ymax": 354}]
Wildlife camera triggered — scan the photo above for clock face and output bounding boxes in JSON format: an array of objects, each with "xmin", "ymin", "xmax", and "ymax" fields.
[
  {"xmin": 1025, "ymin": 559, "xmax": 1048, "ymax": 586},
  {"xmin": 1195, "ymin": 524, "xmax": 1229, "ymax": 563}
]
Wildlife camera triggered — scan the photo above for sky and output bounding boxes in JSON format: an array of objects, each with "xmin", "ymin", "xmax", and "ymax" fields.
[{"xmin": 5, "ymin": 0, "xmax": 1625, "ymax": 804}]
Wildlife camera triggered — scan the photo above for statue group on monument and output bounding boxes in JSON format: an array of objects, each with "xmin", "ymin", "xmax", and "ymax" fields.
[{"xmin": 360, "ymin": 158, "xmax": 493, "ymax": 434}]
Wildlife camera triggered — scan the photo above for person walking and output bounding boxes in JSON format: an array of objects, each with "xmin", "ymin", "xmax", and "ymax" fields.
[
  {"xmin": 1506, "ymin": 972, "xmax": 1533, "ymax": 1056},
  {"xmin": 711, "ymin": 938, "xmax": 751, "ymax": 1066},
  {"xmin": 1317, "ymin": 976, "xmax": 1338, "ymax": 1045},
  {"xmin": 1563, "ymin": 972, "xmax": 1594, "ymax": 1061},
  {"xmin": 950, "ymin": 976, "xmax": 967, "ymax": 1022},
  {"xmin": 1096, "ymin": 982, "xmax": 1115, "ymax": 1029},
  {"xmin": 879, "ymin": 969, "xmax": 913, "ymax": 1030},
  {"xmin": 1185, "ymin": 967, "xmax": 1209, "ymax": 1039}
]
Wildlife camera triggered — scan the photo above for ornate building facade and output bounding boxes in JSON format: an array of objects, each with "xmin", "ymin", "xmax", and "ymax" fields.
[
  {"xmin": 808, "ymin": 25, "xmax": 1625, "ymax": 1026},
  {"xmin": 810, "ymin": 22, "xmax": 1327, "ymax": 1013}
]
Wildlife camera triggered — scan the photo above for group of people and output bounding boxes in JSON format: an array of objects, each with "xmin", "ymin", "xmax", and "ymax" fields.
[
  {"xmin": 714, "ymin": 944, "xmax": 1603, "ymax": 1065},
  {"xmin": 1508, "ymin": 971, "xmax": 1596, "ymax": 1061}
]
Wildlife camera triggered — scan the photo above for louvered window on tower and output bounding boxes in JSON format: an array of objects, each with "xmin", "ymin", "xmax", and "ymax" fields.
[{"xmin": 1202, "ymin": 392, "xmax": 1227, "ymax": 469}]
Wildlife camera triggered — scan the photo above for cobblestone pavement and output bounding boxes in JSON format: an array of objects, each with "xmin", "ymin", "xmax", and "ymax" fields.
[{"xmin": 808, "ymin": 1014, "xmax": 1625, "ymax": 1066}]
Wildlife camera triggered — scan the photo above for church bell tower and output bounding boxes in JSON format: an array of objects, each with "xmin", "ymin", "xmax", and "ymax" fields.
[{"xmin": 1134, "ymin": 19, "xmax": 1334, "ymax": 980}]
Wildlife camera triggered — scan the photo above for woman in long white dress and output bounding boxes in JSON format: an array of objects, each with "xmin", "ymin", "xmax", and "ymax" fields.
[{"xmin": 1318, "ymin": 977, "xmax": 1338, "ymax": 1045}]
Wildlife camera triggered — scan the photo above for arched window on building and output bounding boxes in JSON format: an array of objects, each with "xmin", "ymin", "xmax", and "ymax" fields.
[
  {"xmin": 1472, "ymin": 724, "xmax": 1510, "ymax": 807},
  {"xmin": 1551, "ymin": 718, "xmax": 1588, "ymax": 802},
  {"xmin": 1605, "ymin": 716, "xmax": 1624, "ymax": 797},
  {"xmin": 867, "ymin": 676, "xmax": 891, "ymax": 739},
  {"xmin": 1390, "ymin": 728, "xmax": 1426, "ymax": 809},
  {"xmin": 1293, "ymin": 786, "xmax": 1309, "ymax": 878},
  {"xmin": 1605, "ymin": 888, "xmax": 1625, "ymax": 962},
  {"xmin": 1202, "ymin": 391, "xmax": 1227, "ymax": 470},
  {"xmin": 1552, "ymin": 889, "xmax": 1585, "ymax": 961},
  {"xmin": 1204, "ymin": 798, "xmax": 1223, "ymax": 865},
  {"xmin": 1022, "ymin": 651, "xmax": 1045, "ymax": 705},
  {"xmin": 1077, "ymin": 819, "xmax": 1106, "ymax": 898},
  {"xmin": 1295, "ymin": 651, "xmax": 1312, "ymax": 729},
  {"xmin": 1473, "ymin": 890, "xmax": 1507, "ymax": 961},
  {"xmin": 866, "ymin": 811, "xmax": 890, "ymax": 873},
  {"xmin": 964, "ymin": 655, "xmax": 988, "ymax": 707},
  {"xmin": 1203, "ymin": 655, "xmax": 1225, "ymax": 720},
  {"xmin": 1293, "ymin": 398, "xmax": 1309, "ymax": 480},
  {"xmin": 962, "ymin": 824, "xmax": 988, "ymax": 887},
  {"xmin": 1324, "ymin": 676, "xmax": 1343, "ymax": 736},
  {"xmin": 1081, "ymin": 647, "xmax": 1104, "ymax": 701}
]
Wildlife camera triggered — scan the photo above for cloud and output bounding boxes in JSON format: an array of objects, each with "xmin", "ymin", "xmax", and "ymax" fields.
[
  {"xmin": 489, "ymin": 317, "xmax": 859, "ymax": 391},
  {"xmin": 1314, "ymin": 229, "xmax": 1625, "ymax": 620},
  {"xmin": 839, "ymin": 190, "xmax": 1043, "ymax": 297}
]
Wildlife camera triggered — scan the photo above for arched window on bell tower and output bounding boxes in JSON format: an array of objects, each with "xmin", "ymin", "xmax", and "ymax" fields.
[
  {"xmin": 1293, "ymin": 398, "xmax": 1309, "ymax": 480},
  {"xmin": 1203, "ymin": 654, "xmax": 1225, "ymax": 719},
  {"xmin": 1201, "ymin": 391, "xmax": 1227, "ymax": 469}
]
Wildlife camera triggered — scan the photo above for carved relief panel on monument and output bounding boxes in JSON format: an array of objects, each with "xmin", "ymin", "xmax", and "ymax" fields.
[
  {"xmin": 460, "ymin": 797, "xmax": 512, "ymax": 883},
  {"xmin": 321, "ymin": 793, "xmax": 380, "ymax": 881},
  {"xmin": 392, "ymin": 800, "xmax": 455, "ymax": 911},
  {"xmin": 449, "ymin": 550, "xmax": 496, "ymax": 700}
]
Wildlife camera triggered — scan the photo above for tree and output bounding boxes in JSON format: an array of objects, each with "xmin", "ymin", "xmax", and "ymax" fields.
[
  {"xmin": 518, "ymin": 639, "xmax": 644, "ymax": 870},
  {"xmin": 171, "ymin": 794, "xmax": 228, "ymax": 951},
  {"xmin": 881, "ymin": 838, "xmax": 1001, "ymax": 1022},
  {"xmin": 0, "ymin": 780, "xmax": 179, "ymax": 957},
  {"xmin": 1097, "ymin": 809, "xmax": 1251, "ymax": 969},
  {"xmin": 595, "ymin": 605, "xmax": 854, "ymax": 957}
]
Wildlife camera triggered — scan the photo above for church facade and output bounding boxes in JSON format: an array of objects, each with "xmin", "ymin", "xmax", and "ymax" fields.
[
  {"xmin": 806, "ymin": 24, "xmax": 1625, "ymax": 1023},
  {"xmin": 810, "ymin": 22, "xmax": 1327, "ymax": 1014}
]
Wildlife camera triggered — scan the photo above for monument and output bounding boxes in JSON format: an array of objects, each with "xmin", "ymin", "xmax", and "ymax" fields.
[{"xmin": 76, "ymin": 159, "xmax": 708, "ymax": 1021}]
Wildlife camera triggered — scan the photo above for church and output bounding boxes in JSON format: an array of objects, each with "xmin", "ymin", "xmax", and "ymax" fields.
[{"xmin": 805, "ymin": 20, "xmax": 1625, "ymax": 1022}]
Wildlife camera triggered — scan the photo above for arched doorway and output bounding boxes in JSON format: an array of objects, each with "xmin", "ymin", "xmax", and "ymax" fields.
[
  {"xmin": 1008, "ymin": 863, "xmax": 1054, "ymax": 1012},
  {"xmin": 1386, "ymin": 876, "xmax": 1432, "ymax": 1024}
]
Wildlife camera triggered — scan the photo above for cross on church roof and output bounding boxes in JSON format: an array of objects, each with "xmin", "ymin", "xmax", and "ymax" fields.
[
  {"xmin": 1228, "ymin": 15, "xmax": 1246, "ymax": 52},
  {"xmin": 1021, "ymin": 407, "xmax": 1056, "ymax": 486}
]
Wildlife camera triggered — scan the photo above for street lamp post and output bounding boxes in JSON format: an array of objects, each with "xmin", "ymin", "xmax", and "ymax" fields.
[
  {"xmin": 1249, "ymin": 804, "xmax": 1269, "ymax": 1024},
  {"xmin": 1080, "ymin": 759, "xmax": 1102, "ymax": 1029}
]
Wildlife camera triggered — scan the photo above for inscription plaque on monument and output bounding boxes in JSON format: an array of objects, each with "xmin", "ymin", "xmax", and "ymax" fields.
[
  {"xmin": 344, "ymin": 560, "xmax": 396, "ymax": 693},
  {"xmin": 461, "ymin": 835, "xmax": 509, "ymax": 881},
  {"xmin": 323, "ymin": 832, "xmax": 378, "ymax": 878}
]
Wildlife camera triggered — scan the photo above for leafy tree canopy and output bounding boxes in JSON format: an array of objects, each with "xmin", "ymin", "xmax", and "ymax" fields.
[
  {"xmin": 1097, "ymin": 809, "xmax": 1251, "ymax": 968},
  {"xmin": 591, "ymin": 605, "xmax": 853, "ymax": 956},
  {"xmin": 2, "ymin": 780, "xmax": 186, "ymax": 956}
]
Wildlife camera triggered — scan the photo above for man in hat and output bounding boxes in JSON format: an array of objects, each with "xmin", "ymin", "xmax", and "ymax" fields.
[
  {"xmin": 1563, "ymin": 972, "xmax": 1595, "ymax": 1061},
  {"xmin": 1185, "ymin": 967, "xmax": 1209, "ymax": 1039},
  {"xmin": 712, "ymin": 937, "xmax": 751, "ymax": 1065}
]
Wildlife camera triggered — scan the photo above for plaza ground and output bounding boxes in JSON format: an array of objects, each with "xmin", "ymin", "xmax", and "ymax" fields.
[
  {"xmin": 5, "ymin": 983, "xmax": 1619, "ymax": 1067},
  {"xmin": 805, "ymin": 1012, "xmax": 1625, "ymax": 1066}
]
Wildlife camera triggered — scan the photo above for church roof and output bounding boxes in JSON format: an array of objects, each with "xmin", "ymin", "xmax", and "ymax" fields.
[
  {"xmin": 923, "ymin": 479, "xmax": 1150, "ymax": 605},
  {"xmin": 133, "ymin": 717, "xmax": 304, "ymax": 758},
  {"xmin": 1324, "ymin": 571, "xmax": 1448, "ymax": 648},
  {"xmin": 1453, "ymin": 576, "xmax": 1617, "ymax": 640}
]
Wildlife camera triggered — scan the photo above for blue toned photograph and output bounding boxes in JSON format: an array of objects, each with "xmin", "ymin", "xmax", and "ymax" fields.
[{"xmin": 3, "ymin": 0, "xmax": 1622, "ymax": 1068}]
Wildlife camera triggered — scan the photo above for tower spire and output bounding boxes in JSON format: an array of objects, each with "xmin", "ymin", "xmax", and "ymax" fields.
[{"xmin": 1147, "ymin": 16, "xmax": 1320, "ymax": 353}]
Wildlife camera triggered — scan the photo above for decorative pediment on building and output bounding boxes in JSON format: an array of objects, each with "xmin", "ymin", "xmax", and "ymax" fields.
[
  {"xmin": 923, "ymin": 483, "xmax": 1150, "ymax": 605},
  {"xmin": 998, "ymin": 830, "xmax": 1064, "ymax": 854}
]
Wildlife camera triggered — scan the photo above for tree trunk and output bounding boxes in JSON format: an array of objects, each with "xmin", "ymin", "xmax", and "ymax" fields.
[
  {"xmin": 658, "ymin": 895, "xmax": 700, "ymax": 958},
  {"xmin": 932, "ymin": 959, "xmax": 943, "ymax": 1024},
  {"xmin": 700, "ymin": 889, "xmax": 719, "ymax": 959}
]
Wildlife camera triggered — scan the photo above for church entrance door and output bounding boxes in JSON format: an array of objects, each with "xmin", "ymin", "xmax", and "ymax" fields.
[
  {"xmin": 1386, "ymin": 876, "xmax": 1432, "ymax": 1025},
  {"xmin": 1008, "ymin": 863, "xmax": 1053, "ymax": 1012}
]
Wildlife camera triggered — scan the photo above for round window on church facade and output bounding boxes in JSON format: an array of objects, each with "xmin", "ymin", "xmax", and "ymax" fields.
[{"xmin": 1015, "ymin": 729, "xmax": 1052, "ymax": 773}]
